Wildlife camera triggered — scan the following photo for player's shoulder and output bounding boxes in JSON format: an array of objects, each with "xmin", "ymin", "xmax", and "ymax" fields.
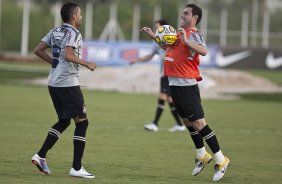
[
  {"xmin": 48, "ymin": 26, "xmax": 68, "ymax": 35},
  {"xmin": 62, "ymin": 24, "xmax": 80, "ymax": 35},
  {"xmin": 192, "ymin": 29, "xmax": 202, "ymax": 36},
  {"xmin": 191, "ymin": 30, "xmax": 204, "ymax": 41}
]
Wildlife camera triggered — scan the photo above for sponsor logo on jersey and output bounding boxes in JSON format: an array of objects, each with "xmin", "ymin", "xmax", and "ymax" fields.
[
  {"xmin": 53, "ymin": 30, "xmax": 65, "ymax": 40},
  {"xmin": 164, "ymin": 56, "xmax": 174, "ymax": 62}
]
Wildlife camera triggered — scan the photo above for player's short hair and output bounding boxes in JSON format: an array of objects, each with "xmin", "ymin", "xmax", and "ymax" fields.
[
  {"xmin": 186, "ymin": 4, "xmax": 202, "ymax": 25},
  {"xmin": 154, "ymin": 19, "xmax": 169, "ymax": 26},
  {"xmin": 60, "ymin": 2, "xmax": 79, "ymax": 23}
]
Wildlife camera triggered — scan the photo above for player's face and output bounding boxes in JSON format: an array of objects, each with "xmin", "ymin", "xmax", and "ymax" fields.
[
  {"xmin": 73, "ymin": 7, "xmax": 82, "ymax": 28},
  {"xmin": 180, "ymin": 7, "xmax": 194, "ymax": 28}
]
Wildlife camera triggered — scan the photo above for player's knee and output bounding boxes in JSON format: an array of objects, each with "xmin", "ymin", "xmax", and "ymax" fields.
[
  {"xmin": 73, "ymin": 115, "xmax": 87, "ymax": 124},
  {"xmin": 167, "ymin": 96, "xmax": 173, "ymax": 103},
  {"xmin": 74, "ymin": 119, "xmax": 89, "ymax": 138},
  {"xmin": 182, "ymin": 118, "xmax": 191, "ymax": 127},
  {"xmin": 193, "ymin": 119, "xmax": 206, "ymax": 131},
  {"xmin": 159, "ymin": 93, "xmax": 167, "ymax": 100},
  {"xmin": 52, "ymin": 118, "xmax": 71, "ymax": 133},
  {"xmin": 77, "ymin": 119, "xmax": 88, "ymax": 126}
]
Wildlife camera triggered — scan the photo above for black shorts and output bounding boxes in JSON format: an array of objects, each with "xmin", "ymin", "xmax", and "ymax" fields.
[
  {"xmin": 170, "ymin": 84, "xmax": 204, "ymax": 121},
  {"xmin": 160, "ymin": 76, "xmax": 171, "ymax": 95},
  {"xmin": 48, "ymin": 86, "xmax": 87, "ymax": 119}
]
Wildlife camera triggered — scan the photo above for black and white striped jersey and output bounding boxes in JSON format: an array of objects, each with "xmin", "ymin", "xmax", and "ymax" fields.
[{"xmin": 41, "ymin": 23, "xmax": 83, "ymax": 87}]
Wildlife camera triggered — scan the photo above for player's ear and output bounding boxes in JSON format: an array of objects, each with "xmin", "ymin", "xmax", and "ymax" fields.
[
  {"xmin": 193, "ymin": 15, "xmax": 199, "ymax": 21},
  {"xmin": 72, "ymin": 14, "xmax": 76, "ymax": 20}
]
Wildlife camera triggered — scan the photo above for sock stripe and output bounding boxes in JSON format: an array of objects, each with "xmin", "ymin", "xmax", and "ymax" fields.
[
  {"xmin": 203, "ymin": 132, "xmax": 215, "ymax": 140},
  {"xmin": 157, "ymin": 105, "xmax": 165, "ymax": 109},
  {"xmin": 73, "ymin": 136, "xmax": 86, "ymax": 142},
  {"xmin": 190, "ymin": 131, "xmax": 199, "ymax": 135},
  {"xmin": 49, "ymin": 128, "xmax": 61, "ymax": 138}
]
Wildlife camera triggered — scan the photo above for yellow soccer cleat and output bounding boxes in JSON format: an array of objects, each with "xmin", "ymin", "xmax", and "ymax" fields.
[
  {"xmin": 213, "ymin": 156, "xmax": 230, "ymax": 182},
  {"xmin": 192, "ymin": 152, "xmax": 213, "ymax": 176}
]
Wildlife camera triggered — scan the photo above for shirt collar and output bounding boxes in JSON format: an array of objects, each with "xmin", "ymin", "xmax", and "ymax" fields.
[
  {"xmin": 185, "ymin": 26, "xmax": 197, "ymax": 32},
  {"xmin": 62, "ymin": 23, "xmax": 79, "ymax": 32}
]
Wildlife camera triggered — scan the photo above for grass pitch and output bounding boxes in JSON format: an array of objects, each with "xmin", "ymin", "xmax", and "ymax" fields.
[{"xmin": 0, "ymin": 62, "xmax": 282, "ymax": 183}]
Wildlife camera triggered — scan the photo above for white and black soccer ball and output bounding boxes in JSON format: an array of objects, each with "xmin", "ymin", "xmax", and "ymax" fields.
[{"xmin": 155, "ymin": 25, "xmax": 177, "ymax": 45}]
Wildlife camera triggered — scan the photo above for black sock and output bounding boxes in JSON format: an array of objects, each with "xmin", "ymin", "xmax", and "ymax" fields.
[
  {"xmin": 73, "ymin": 120, "xmax": 88, "ymax": 171},
  {"xmin": 169, "ymin": 102, "xmax": 182, "ymax": 126},
  {"xmin": 152, "ymin": 99, "xmax": 165, "ymax": 126},
  {"xmin": 38, "ymin": 119, "xmax": 71, "ymax": 158},
  {"xmin": 187, "ymin": 126, "xmax": 204, "ymax": 149},
  {"xmin": 199, "ymin": 125, "xmax": 220, "ymax": 154}
]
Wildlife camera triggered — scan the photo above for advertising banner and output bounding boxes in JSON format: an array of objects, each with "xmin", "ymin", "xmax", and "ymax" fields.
[
  {"xmin": 215, "ymin": 47, "xmax": 282, "ymax": 70},
  {"xmin": 82, "ymin": 40, "xmax": 161, "ymax": 66},
  {"xmin": 82, "ymin": 41, "xmax": 282, "ymax": 70}
]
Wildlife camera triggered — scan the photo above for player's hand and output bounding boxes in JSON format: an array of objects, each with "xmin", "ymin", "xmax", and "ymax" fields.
[
  {"xmin": 140, "ymin": 27, "xmax": 155, "ymax": 38},
  {"xmin": 86, "ymin": 61, "xmax": 97, "ymax": 71},
  {"xmin": 178, "ymin": 28, "xmax": 187, "ymax": 42},
  {"xmin": 129, "ymin": 59, "xmax": 138, "ymax": 65}
]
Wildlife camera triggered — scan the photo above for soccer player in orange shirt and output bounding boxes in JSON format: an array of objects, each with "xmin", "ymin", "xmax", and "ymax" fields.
[{"xmin": 140, "ymin": 4, "xmax": 230, "ymax": 182}]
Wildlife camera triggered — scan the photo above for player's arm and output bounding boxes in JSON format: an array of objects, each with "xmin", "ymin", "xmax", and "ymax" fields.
[
  {"xmin": 140, "ymin": 27, "xmax": 155, "ymax": 40},
  {"xmin": 140, "ymin": 27, "xmax": 167, "ymax": 50},
  {"xmin": 129, "ymin": 53, "xmax": 155, "ymax": 65},
  {"xmin": 184, "ymin": 40, "xmax": 207, "ymax": 56},
  {"xmin": 34, "ymin": 42, "xmax": 53, "ymax": 65},
  {"xmin": 178, "ymin": 29, "xmax": 207, "ymax": 56},
  {"xmin": 64, "ymin": 46, "xmax": 96, "ymax": 71}
]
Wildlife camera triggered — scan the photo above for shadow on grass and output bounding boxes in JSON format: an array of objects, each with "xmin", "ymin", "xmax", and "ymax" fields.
[{"xmin": 237, "ymin": 93, "xmax": 282, "ymax": 103}]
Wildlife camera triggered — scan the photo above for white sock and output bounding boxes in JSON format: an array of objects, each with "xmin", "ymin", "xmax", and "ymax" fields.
[
  {"xmin": 214, "ymin": 150, "xmax": 225, "ymax": 164},
  {"xmin": 196, "ymin": 147, "xmax": 206, "ymax": 159}
]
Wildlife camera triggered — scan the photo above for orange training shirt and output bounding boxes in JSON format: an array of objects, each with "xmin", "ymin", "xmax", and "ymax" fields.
[{"xmin": 164, "ymin": 27, "xmax": 202, "ymax": 80}]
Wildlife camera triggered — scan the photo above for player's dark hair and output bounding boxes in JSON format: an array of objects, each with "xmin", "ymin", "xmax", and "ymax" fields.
[
  {"xmin": 186, "ymin": 4, "xmax": 202, "ymax": 25},
  {"xmin": 155, "ymin": 19, "xmax": 169, "ymax": 26},
  {"xmin": 60, "ymin": 2, "xmax": 79, "ymax": 23}
]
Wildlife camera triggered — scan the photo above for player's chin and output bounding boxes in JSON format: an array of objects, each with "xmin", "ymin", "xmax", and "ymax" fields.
[
  {"xmin": 77, "ymin": 22, "xmax": 82, "ymax": 27},
  {"xmin": 179, "ymin": 21, "xmax": 186, "ymax": 28},
  {"xmin": 180, "ymin": 24, "xmax": 185, "ymax": 29}
]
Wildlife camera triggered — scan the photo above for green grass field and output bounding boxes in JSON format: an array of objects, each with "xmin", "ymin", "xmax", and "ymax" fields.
[{"xmin": 0, "ymin": 62, "xmax": 282, "ymax": 184}]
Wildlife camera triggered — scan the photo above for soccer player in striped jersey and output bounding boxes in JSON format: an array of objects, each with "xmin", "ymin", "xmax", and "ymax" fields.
[{"xmin": 31, "ymin": 2, "xmax": 96, "ymax": 179}]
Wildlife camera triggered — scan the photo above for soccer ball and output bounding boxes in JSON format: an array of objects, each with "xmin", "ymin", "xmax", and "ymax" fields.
[{"xmin": 155, "ymin": 25, "xmax": 177, "ymax": 45}]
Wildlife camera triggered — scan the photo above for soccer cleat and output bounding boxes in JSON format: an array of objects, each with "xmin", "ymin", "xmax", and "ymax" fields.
[
  {"xmin": 168, "ymin": 124, "xmax": 186, "ymax": 132},
  {"xmin": 69, "ymin": 166, "xmax": 95, "ymax": 179},
  {"xmin": 31, "ymin": 154, "xmax": 51, "ymax": 175},
  {"xmin": 192, "ymin": 152, "xmax": 213, "ymax": 176},
  {"xmin": 213, "ymin": 156, "xmax": 230, "ymax": 182},
  {"xmin": 144, "ymin": 122, "xmax": 159, "ymax": 132}
]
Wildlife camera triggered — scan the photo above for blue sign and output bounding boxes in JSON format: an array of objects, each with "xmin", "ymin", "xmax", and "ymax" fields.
[{"xmin": 82, "ymin": 40, "xmax": 218, "ymax": 67}]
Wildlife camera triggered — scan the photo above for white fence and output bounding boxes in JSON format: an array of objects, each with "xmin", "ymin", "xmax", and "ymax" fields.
[{"xmin": 1, "ymin": 0, "xmax": 282, "ymax": 56}]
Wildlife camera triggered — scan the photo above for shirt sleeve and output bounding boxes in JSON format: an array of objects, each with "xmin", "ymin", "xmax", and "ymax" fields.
[
  {"xmin": 41, "ymin": 29, "xmax": 53, "ymax": 47},
  {"xmin": 65, "ymin": 29, "xmax": 79, "ymax": 48},
  {"xmin": 189, "ymin": 32, "xmax": 206, "ymax": 47}
]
